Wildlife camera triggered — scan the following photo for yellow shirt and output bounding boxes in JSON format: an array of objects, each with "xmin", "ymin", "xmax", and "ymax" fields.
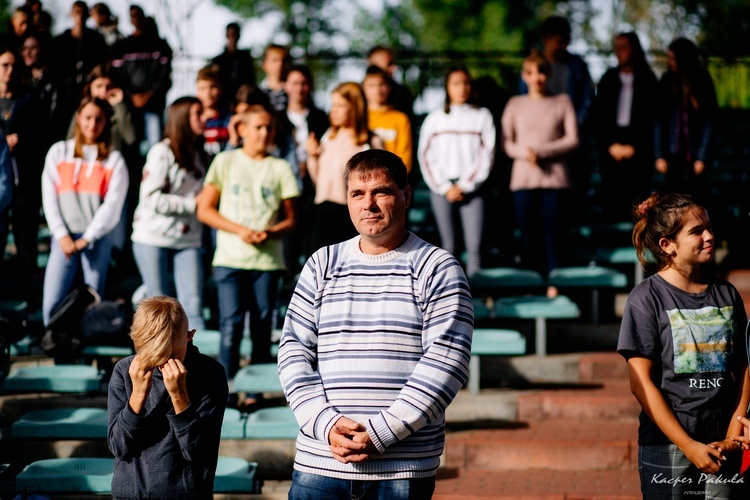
[{"xmin": 368, "ymin": 107, "xmax": 413, "ymax": 172}]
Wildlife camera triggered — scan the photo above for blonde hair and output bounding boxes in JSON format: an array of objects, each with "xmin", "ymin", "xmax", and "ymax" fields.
[
  {"xmin": 130, "ymin": 296, "xmax": 188, "ymax": 370},
  {"xmin": 329, "ymin": 82, "xmax": 370, "ymax": 146}
]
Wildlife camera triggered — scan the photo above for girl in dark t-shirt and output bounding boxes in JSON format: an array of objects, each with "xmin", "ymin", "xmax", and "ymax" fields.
[{"xmin": 618, "ymin": 192, "xmax": 749, "ymax": 498}]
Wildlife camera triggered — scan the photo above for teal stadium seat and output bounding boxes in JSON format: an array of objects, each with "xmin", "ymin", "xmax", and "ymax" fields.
[
  {"xmin": 468, "ymin": 329, "xmax": 526, "ymax": 394},
  {"xmin": 214, "ymin": 457, "xmax": 262, "ymax": 493},
  {"xmin": 3, "ymin": 365, "xmax": 101, "ymax": 393},
  {"xmin": 192, "ymin": 330, "xmax": 279, "ymax": 359},
  {"xmin": 15, "ymin": 458, "xmax": 114, "ymax": 494},
  {"xmin": 494, "ymin": 296, "xmax": 580, "ymax": 356},
  {"xmin": 245, "ymin": 406, "xmax": 299, "ymax": 439},
  {"xmin": 12, "ymin": 408, "xmax": 108, "ymax": 439},
  {"xmin": 547, "ymin": 265, "xmax": 628, "ymax": 323},
  {"xmin": 469, "ymin": 267, "xmax": 545, "ymax": 291},
  {"xmin": 221, "ymin": 408, "xmax": 247, "ymax": 439},
  {"xmin": 233, "ymin": 363, "xmax": 282, "ymax": 394}
]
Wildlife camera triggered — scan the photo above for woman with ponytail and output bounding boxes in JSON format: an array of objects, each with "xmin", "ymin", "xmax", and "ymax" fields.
[{"xmin": 618, "ymin": 193, "xmax": 750, "ymax": 498}]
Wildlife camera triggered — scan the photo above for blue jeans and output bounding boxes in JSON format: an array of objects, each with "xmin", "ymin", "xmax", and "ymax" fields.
[
  {"xmin": 288, "ymin": 470, "xmax": 435, "ymax": 500},
  {"xmin": 213, "ymin": 267, "xmax": 279, "ymax": 378},
  {"xmin": 132, "ymin": 242, "xmax": 205, "ymax": 330},
  {"xmin": 43, "ymin": 233, "xmax": 114, "ymax": 325}
]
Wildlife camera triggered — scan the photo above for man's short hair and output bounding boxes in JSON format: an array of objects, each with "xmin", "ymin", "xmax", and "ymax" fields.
[
  {"xmin": 196, "ymin": 64, "xmax": 221, "ymax": 85},
  {"xmin": 130, "ymin": 296, "xmax": 188, "ymax": 370},
  {"xmin": 226, "ymin": 22, "xmax": 241, "ymax": 33},
  {"xmin": 367, "ymin": 45, "xmax": 393, "ymax": 60},
  {"xmin": 364, "ymin": 65, "xmax": 391, "ymax": 85},
  {"xmin": 263, "ymin": 44, "xmax": 289, "ymax": 61},
  {"xmin": 541, "ymin": 16, "xmax": 571, "ymax": 40},
  {"xmin": 344, "ymin": 149, "xmax": 408, "ymax": 190}
]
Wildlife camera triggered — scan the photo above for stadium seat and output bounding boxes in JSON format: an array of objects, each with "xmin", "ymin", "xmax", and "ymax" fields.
[
  {"xmin": 245, "ymin": 406, "xmax": 299, "ymax": 439},
  {"xmin": 15, "ymin": 458, "xmax": 114, "ymax": 494},
  {"xmin": 547, "ymin": 265, "xmax": 628, "ymax": 323},
  {"xmin": 468, "ymin": 329, "xmax": 526, "ymax": 394},
  {"xmin": 214, "ymin": 456, "xmax": 262, "ymax": 493},
  {"xmin": 12, "ymin": 408, "xmax": 108, "ymax": 439},
  {"xmin": 3, "ymin": 364, "xmax": 102, "ymax": 393},
  {"xmin": 233, "ymin": 363, "xmax": 282, "ymax": 394}
]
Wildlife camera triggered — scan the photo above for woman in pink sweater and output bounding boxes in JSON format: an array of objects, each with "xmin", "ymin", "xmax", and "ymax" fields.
[
  {"xmin": 501, "ymin": 51, "xmax": 579, "ymax": 295},
  {"xmin": 305, "ymin": 82, "xmax": 382, "ymax": 254}
]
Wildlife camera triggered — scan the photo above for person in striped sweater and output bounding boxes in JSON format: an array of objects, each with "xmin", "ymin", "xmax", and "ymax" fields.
[{"xmin": 278, "ymin": 149, "xmax": 474, "ymax": 499}]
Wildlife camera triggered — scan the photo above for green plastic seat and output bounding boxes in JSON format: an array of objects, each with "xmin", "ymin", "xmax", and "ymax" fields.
[
  {"xmin": 193, "ymin": 330, "xmax": 279, "ymax": 359},
  {"xmin": 472, "ymin": 298, "xmax": 492, "ymax": 320},
  {"xmin": 494, "ymin": 296, "xmax": 580, "ymax": 357},
  {"xmin": 12, "ymin": 408, "xmax": 108, "ymax": 439},
  {"xmin": 469, "ymin": 267, "xmax": 545, "ymax": 290},
  {"xmin": 221, "ymin": 408, "xmax": 247, "ymax": 439},
  {"xmin": 15, "ymin": 458, "xmax": 114, "ymax": 493},
  {"xmin": 548, "ymin": 266, "xmax": 627, "ymax": 323},
  {"xmin": 3, "ymin": 365, "xmax": 101, "ymax": 393},
  {"xmin": 214, "ymin": 457, "xmax": 262, "ymax": 493},
  {"xmin": 547, "ymin": 266, "xmax": 628, "ymax": 288},
  {"xmin": 493, "ymin": 296, "xmax": 581, "ymax": 319},
  {"xmin": 468, "ymin": 329, "xmax": 526, "ymax": 394},
  {"xmin": 82, "ymin": 345, "xmax": 133, "ymax": 357},
  {"xmin": 0, "ymin": 300, "xmax": 28, "ymax": 320},
  {"xmin": 245, "ymin": 406, "xmax": 299, "ymax": 439},
  {"xmin": 9, "ymin": 335, "xmax": 35, "ymax": 356},
  {"xmin": 233, "ymin": 363, "xmax": 282, "ymax": 394}
]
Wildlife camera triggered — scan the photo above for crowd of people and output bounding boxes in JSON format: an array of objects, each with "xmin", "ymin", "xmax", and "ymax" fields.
[
  {"xmin": 0, "ymin": 1, "xmax": 724, "ymax": 369},
  {"xmin": 0, "ymin": 2, "xmax": 744, "ymax": 499}
]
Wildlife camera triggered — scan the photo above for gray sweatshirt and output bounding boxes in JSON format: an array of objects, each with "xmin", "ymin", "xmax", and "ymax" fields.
[{"xmin": 107, "ymin": 344, "xmax": 228, "ymax": 499}]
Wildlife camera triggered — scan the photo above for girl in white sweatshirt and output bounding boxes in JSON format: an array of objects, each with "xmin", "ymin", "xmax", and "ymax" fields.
[
  {"xmin": 131, "ymin": 97, "xmax": 208, "ymax": 330},
  {"xmin": 418, "ymin": 66, "xmax": 495, "ymax": 276},
  {"xmin": 42, "ymin": 97, "xmax": 128, "ymax": 325}
]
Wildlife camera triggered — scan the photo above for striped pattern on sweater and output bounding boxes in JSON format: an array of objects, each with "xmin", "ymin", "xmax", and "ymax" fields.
[{"xmin": 278, "ymin": 233, "xmax": 473, "ymax": 480}]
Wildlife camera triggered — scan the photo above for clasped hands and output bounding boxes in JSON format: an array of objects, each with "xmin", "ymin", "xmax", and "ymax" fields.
[
  {"xmin": 328, "ymin": 416, "xmax": 378, "ymax": 464},
  {"xmin": 681, "ymin": 415, "xmax": 750, "ymax": 475},
  {"xmin": 58, "ymin": 235, "xmax": 89, "ymax": 258},
  {"xmin": 238, "ymin": 227, "xmax": 268, "ymax": 245}
]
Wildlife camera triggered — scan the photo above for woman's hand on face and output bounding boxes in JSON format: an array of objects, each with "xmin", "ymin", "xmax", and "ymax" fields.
[
  {"xmin": 227, "ymin": 113, "xmax": 243, "ymax": 147},
  {"xmin": 107, "ymin": 88, "xmax": 124, "ymax": 106}
]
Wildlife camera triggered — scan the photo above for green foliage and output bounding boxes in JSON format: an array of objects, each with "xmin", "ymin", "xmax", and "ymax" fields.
[
  {"xmin": 215, "ymin": 0, "xmax": 338, "ymax": 53},
  {"xmin": 0, "ymin": 0, "xmax": 10, "ymax": 32}
]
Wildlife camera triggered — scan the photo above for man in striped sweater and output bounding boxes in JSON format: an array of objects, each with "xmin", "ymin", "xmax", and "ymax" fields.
[{"xmin": 278, "ymin": 149, "xmax": 474, "ymax": 498}]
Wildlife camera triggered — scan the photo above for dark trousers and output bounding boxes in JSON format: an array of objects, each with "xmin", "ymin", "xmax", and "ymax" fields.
[{"xmin": 513, "ymin": 188, "xmax": 567, "ymax": 276}]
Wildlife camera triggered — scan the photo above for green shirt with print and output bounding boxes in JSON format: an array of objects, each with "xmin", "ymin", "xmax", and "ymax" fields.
[{"xmin": 204, "ymin": 150, "xmax": 300, "ymax": 270}]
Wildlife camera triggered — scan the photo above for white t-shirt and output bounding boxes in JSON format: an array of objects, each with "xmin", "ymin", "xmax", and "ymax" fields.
[{"xmin": 287, "ymin": 109, "xmax": 310, "ymax": 163}]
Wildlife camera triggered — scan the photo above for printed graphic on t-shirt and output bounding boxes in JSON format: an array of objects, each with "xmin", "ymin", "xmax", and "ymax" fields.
[{"xmin": 668, "ymin": 305, "xmax": 735, "ymax": 374}]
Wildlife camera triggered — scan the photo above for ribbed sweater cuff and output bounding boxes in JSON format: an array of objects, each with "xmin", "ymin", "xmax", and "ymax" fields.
[
  {"xmin": 366, "ymin": 413, "xmax": 398, "ymax": 453},
  {"xmin": 315, "ymin": 407, "xmax": 342, "ymax": 443}
]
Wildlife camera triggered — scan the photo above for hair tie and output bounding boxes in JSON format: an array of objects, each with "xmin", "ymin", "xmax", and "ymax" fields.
[{"xmin": 638, "ymin": 201, "xmax": 649, "ymax": 216}]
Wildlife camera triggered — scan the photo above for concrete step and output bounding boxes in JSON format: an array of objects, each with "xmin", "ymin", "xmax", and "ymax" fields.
[
  {"xmin": 434, "ymin": 468, "xmax": 640, "ymax": 499},
  {"xmin": 579, "ymin": 352, "xmax": 629, "ymax": 382},
  {"xmin": 444, "ymin": 419, "xmax": 638, "ymax": 471},
  {"xmin": 517, "ymin": 381, "xmax": 639, "ymax": 421}
]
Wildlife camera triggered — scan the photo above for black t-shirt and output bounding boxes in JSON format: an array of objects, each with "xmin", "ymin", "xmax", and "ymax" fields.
[{"xmin": 618, "ymin": 274, "xmax": 748, "ymax": 445}]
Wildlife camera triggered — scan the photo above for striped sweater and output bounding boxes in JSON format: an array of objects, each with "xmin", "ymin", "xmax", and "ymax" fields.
[{"xmin": 278, "ymin": 232, "xmax": 474, "ymax": 480}]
